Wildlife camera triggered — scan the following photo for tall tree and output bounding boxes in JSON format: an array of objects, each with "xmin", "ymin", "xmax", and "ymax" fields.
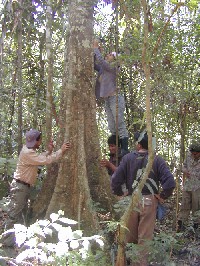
[{"xmin": 31, "ymin": 0, "xmax": 114, "ymax": 233}]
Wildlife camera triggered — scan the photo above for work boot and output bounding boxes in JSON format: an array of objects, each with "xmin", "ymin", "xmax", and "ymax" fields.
[
  {"xmin": 120, "ymin": 137, "xmax": 129, "ymax": 156},
  {"xmin": 193, "ymin": 223, "xmax": 199, "ymax": 230},
  {"xmin": 177, "ymin": 220, "xmax": 185, "ymax": 232}
]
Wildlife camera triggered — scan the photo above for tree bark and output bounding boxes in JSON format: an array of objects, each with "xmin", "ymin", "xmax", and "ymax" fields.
[
  {"xmin": 45, "ymin": 0, "xmax": 112, "ymax": 233},
  {"xmin": 32, "ymin": 0, "xmax": 114, "ymax": 233}
]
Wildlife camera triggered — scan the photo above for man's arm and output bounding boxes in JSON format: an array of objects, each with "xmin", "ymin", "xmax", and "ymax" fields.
[
  {"xmin": 100, "ymin": 159, "xmax": 117, "ymax": 173},
  {"xmin": 94, "ymin": 48, "xmax": 114, "ymax": 72},
  {"xmin": 24, "ymin": 143, "xmax": 71, "ymax": 166},
  {"xmin": 111, "ymin": 156, "xmax": 128, "ymax": 196},
  {"xmin": 94, "ymin": 61, "xmax": 101, "ymax": 72},
  {"xmin": 155, "ymin": 156, "xmax": 176, "ymax": 200}
]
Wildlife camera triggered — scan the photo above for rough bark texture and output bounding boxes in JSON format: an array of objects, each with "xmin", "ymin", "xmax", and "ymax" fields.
[{"xmin": 32, "ymin": 0, "xmax": 114, "ymax": 234}]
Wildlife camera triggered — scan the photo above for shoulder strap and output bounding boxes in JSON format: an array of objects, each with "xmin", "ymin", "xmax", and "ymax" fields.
[{"xmin": 135, "ymin": 153, "xmax": 148, "ymax": 181}]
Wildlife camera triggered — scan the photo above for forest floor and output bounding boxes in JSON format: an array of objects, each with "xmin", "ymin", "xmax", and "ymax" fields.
[{"xmin": 0, "ymin": 196, "xmax": 200, "ymax": 266}]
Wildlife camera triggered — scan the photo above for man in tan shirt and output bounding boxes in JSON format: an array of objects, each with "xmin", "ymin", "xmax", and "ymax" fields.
[{"xmin": 2, "ymin": 129, "xmax": 71, "ymax": 246}]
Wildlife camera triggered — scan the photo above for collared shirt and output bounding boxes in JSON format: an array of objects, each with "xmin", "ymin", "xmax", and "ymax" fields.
[
  {"xmin": 183, "ymin": 151, "xmax": 200, "ymax": 191},
  {"xmin": 14, "ymin": 145, "xmax": 62, "ymax": 186}
]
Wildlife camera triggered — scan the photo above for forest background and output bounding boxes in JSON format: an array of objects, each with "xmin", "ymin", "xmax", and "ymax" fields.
[{"xmin": 0, "ymin": 0, "xmax": 199, "ymax": 264}]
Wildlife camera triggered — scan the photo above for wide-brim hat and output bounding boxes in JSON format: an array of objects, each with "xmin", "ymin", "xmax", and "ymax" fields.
[{"xmin": 26, "ymin": 129, "xmax": 41, "ymax": 148}]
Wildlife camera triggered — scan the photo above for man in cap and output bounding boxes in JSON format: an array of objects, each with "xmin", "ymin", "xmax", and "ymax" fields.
[
  {"xmin": 178, "ymin": 140, "xmax": 200, "ymax": 231},
  {"xmin": 2, "ymin": 129, "xmax": 71, "ymax": 246},
  {"xmin": 94, "ymin": 39, "xmax": 129, "ymax": 156},
  {"xmin": 111, "ymin": 131, "xmax": 175, "ymax": 266}
]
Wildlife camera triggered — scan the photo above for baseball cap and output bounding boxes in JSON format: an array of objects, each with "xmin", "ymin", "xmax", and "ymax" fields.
[{"xmin": 26, "ymin": 129, "xmax": 41, "ymax": 148}]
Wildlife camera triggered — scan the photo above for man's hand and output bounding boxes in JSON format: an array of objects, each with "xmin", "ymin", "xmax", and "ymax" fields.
[
  {"xmin": 155, "ymin": 194, "xmax": 165, "ymax": 204},
  {"xmin": 100, "ymin": 158, "xmax": 110, "ymax": 168},
  {"xmin": 61, "ymin": 142, "xmax": 71, "ymax": 154},
  {"xmin": 116, "ymin": 191, "xmax": 129, "ymax": 201},
  {"xmin": 182, "ymin": 166, "xmax": 190, "ymax": 178},
  {"xmin": 100, "ymin": 158, "xmax": 117, "ymax": 172},
  {"xmin": 185, "ymin": 171, "xmax": 190, "ymax": 178},
  {"xmin": 94, "ymin": 39, "xmax": 99, "ymax": 49}
]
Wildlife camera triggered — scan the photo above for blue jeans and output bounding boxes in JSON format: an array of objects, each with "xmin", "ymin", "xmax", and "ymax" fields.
[{"xmin": 104, "ymin": 95, "xmax": 128, "ymax": 139}]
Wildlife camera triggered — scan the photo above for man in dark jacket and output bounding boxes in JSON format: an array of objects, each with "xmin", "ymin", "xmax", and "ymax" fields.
[{"xmin": 111, "ymin": 132, "xmax": 176, "ymax": 266}]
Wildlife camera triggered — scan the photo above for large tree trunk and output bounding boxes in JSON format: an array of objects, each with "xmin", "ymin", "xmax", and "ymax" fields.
[
  {"xmin": 32, "ymin": 0, "xmax": 114, "ymax": 233},
  {"xmin": 46, "ymin": 0, "xmax": 113, "ymax": 233}
]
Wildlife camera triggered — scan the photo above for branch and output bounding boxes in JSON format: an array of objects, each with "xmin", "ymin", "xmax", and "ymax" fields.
[{"xmin": 152, "ymin": 2, "xmax": 185, "ymax": 57}]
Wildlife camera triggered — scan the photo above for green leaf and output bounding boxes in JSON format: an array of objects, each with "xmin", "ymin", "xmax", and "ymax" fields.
[
  {"xmin": 58, "ymin": 217, "xmax": 78, "ymax": 225},
  {"xmin": 72, "ymin": 230, "xmax": 83, "ymax": 239},
  {"xmin": 51, "ymin": 222, "xmax": 63, "ymax": 232},
  {"xmin": 43, "ymin": 227, "xmax": 52, "ymax": 236},
  {"xmin": 58, "ymin": 226, "xmax": 72, "ymax": 242},
  {"xmin": 50, "ymin": 213, "xmax": 59, "ymax": 222},
  {"xmin": 70, "ymin": 239, "xmax": 80, "ymax": 249},
  {"xmin": 37, "ymin": 219, "xmax": 50, "ymax": 227}
]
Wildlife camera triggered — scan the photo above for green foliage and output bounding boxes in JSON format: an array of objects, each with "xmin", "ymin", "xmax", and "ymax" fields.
[
  {"xmin": 2, "ymin": 211, "xmax": 109, "ymax": 266},
  {"xmin": 0, "ymin": 158, "xmax": 17, "ymax": 177},
  {"xmin": 148, "ymin": 232, "xmax": 180, "ymax": 264},
  {"xmin": 113, "ymin": 196, "xmax": 132, "ymax": 215},
  {"xmin": 126, "ymin": 242, "xmax": 144, "ymax": 264},
  {"xmin": 0, "ymin": 157, "xmax": 17, "ymax": 198}
]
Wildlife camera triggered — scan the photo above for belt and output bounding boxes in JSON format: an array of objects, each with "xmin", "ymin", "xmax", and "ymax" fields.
[{"xmin": 15, "ymin": 179, "xmax": 31, "ymax": 188}]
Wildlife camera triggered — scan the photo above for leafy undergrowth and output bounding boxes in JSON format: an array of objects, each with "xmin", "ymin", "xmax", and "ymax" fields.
[
  {"xmin": 0, "ymin": 197, "xmax": 200, "ymax": 266},
  {"xmin": 0, "ymin": 208, "xmax": 108, "ymax": 266}
]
